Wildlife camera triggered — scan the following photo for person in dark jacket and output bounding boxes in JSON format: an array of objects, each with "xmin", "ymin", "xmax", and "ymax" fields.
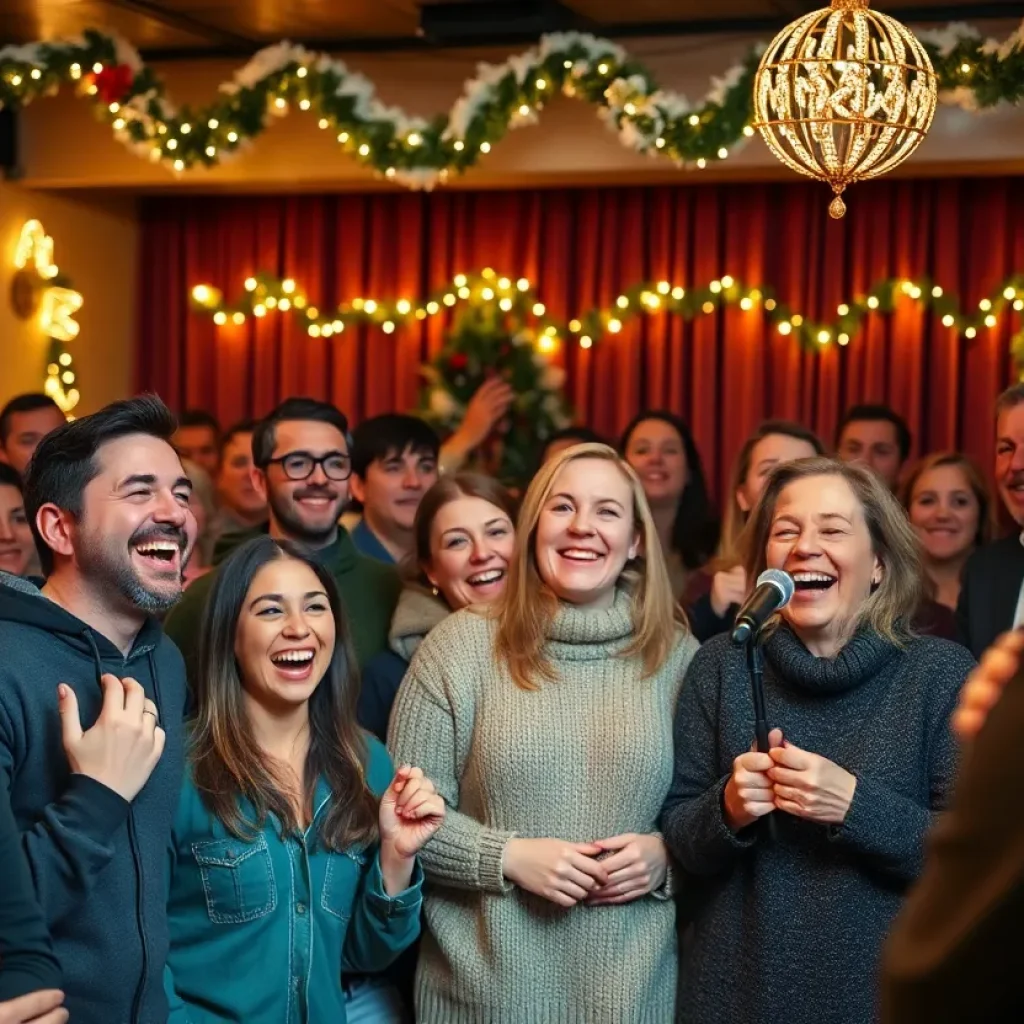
[
  {"xmin": 359, "ymin": 472, "xmax": 517, "ymax": 741},
  {"xmin": 0, "ymin": 395, "xmax": 195, "ymax": 1024},
  {"xmin": 661, "ymin": 457, "xmax": 973, "ymax": 1024},
  {"xmin": 0, "ymin": 786, "xmax": 65, "ymax": 1021}
]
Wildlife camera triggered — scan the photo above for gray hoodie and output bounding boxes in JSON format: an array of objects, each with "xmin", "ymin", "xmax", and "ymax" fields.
[{"xmin": 0, "ymin": 572, "xmax": 187, "ymax": 1024}]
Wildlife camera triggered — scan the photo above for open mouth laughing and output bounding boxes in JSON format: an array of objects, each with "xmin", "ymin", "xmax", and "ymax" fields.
[
  {"xmin": 792, "ymin": 571, "xmax": 836, "ymax": 593},
  {"xmin": 132, "ymin": 535, "xmax": 184, "ymax": 574},
  {"xmin": 269, "ymin": 647, "xmax": 317, "ymax": 681}
]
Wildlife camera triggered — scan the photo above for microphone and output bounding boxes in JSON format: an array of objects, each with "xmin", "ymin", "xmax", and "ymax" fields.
[{"xmin": 730, "ymin": 569, "xmax": 795, "ymax": 646}]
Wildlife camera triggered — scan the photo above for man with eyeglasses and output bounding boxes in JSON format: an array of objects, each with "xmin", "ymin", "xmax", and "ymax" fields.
[{"xmin": 164, "ymin": 397, "xmax": 400, "ymax": 684}]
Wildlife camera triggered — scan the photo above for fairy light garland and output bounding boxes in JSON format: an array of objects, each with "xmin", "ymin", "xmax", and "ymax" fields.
[
  {"xmin": 0, "ymin": 22, "xmax": 1021, "ymax": 184},
  {"xmin": 190, "ymin": 269, "xmax": 1024, "ymax": 365}
]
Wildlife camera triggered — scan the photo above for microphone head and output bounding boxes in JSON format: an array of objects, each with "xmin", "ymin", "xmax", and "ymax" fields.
[{"xmin": 757, "ymin": 568, "xmax": 795, "ymax": 607}]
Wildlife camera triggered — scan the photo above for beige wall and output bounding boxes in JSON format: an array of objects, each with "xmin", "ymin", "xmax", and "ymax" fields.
[
  {"xmin": 0, "ymin": 182, "xmax": 138, "ymax": 414},
  {"xmin": 16, "ymin": 22, "xmax": 1024, "ymax": 191}
]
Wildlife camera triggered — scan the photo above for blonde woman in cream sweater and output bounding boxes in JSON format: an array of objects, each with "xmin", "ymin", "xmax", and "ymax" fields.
[{"xmin": 389, "ymin": 443, "xmax": 699, "ymax": 1023}]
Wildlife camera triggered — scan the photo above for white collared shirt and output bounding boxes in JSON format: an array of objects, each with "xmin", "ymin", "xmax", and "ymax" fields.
[{"xmin": 1013, "ymin": 532, "xmax": 1024, "ymax": 628}]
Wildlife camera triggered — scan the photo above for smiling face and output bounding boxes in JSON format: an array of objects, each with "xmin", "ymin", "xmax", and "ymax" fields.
[
  {"xmin": 0, "ymin": 483, "xmax": 34, "ymax": 576},
  {"xmin": 908, "ymin": 463, "xmax": 981, "ymax": 564},
  {"xmin": 996, "ymin": 403, "xmax": 1024, "ymax": 527},
  {"xmin": 70, "ymin": 434, "xmax": 198, "ymax": 614},
  {"xmin": 234, "ymin": 555, "xmax": 336, "ymax": 714},
  {"xmin": 424, "ymin": 495, "xmax": 515, "ymax": 610},
  {"xmin": 534, "ymin": 457, "xmax": 639, "ymax": 610},
  {"xmin": 352, "ymin": 445, "xmax": 438, "ymax": 535},
  {"xmin": 766, "ymin": 473, "xmax": 881, "ymax": 655},
  {"xmin": 624, "ymin": 418, "xmax": 687, "ymax": 509},
  {"xmin": 737, "ymin": 433, "xmax": 820, "ymax": 513},
  {"xmin": 218, "ymin": 431, "xmax": 266, "ymax": 521},
  {"xmin": 256, "ymin": 419, "xmax": 351, "ymax": 547}
]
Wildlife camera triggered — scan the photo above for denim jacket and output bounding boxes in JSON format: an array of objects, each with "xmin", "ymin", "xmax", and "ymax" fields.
[{"xmin": 165, "ymin": 736, "xmax": 422, "ymax": 1023}]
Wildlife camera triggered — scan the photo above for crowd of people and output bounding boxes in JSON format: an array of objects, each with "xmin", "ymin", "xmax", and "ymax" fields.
[{"xmin": 0, "ymin": 378, "xmax": 1019, "ymax": 1023}]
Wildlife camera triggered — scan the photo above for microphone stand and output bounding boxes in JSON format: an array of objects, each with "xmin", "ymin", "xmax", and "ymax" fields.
[{"xmin": 745, "ymin": 633, "xmax": 777, "ymax": 841}]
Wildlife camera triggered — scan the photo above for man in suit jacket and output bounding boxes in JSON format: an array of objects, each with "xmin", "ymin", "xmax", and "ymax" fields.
[{"xmin": 956, "ymin": 383, "xmax": 1024, "ymax": 659}]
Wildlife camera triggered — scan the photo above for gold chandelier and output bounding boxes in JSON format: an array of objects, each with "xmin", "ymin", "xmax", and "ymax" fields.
[{"xmin": 752, "ymin": 0, "xmax": 937, "ymax": 218}]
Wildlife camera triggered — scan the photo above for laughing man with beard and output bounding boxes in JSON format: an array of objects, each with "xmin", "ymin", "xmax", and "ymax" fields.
[
  {"xmin": 0, "ymin": 395, "xmax": 197, "ymax": 1024},
  {"xmin": 164, "ymin": 397, "xmax": 400, "ymax": 683},
  {"xmin": 956, "ymin": 384, "xmax": 1024, "ymax": 659}
]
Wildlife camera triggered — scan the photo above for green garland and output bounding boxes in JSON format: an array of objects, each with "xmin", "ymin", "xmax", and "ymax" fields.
[
  {"xmin": 0, "ymin": 22, "xmax": 1021, "ymax": 182},
  {"xmin": 190, "ymin": 268, "xmax": 1024, "ymax": 371}
]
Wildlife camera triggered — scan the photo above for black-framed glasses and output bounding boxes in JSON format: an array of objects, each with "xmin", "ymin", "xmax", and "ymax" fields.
[{"xmin": 267, "ymin": 451, "xmax": 352, "ymax": 481}]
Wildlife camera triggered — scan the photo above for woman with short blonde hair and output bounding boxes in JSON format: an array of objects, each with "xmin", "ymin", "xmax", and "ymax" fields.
[
  {"xmin": 390, "ymin": 443, "xmax": 698, "ymax": 1023},
  {"xmin": 662, "ymin": 457, "xmax": 974, "ymax": 1024}
]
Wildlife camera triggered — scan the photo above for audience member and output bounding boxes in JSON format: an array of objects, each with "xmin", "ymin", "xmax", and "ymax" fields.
[
  {"xmin": 902, "ymin": 452, "xmax": 993, "ymax": 610},
  {"xmin": 214, "ymin": 420, "xmax": 266, "ymax": 536},
  {"xmin": 0, "ymin": 396, "xmax": 195, "ymax": 1024},
  {"xmin": 0, "ymin": 465, "xmax": 36, "ymax": 578},
  {"xmin": 172, "ymin": 409, "xmax": 221, "ymax": 476},
  {"xmin": 661, "ymin": 457, "xmax": 972, "ymax": 1024},
  {"xmin": 689, "ymin": 420, "xmax": 823, "ymax": 641},
  {"xmin": 620, "ymin": 410, "xmax": 720, "ymax": 602},
  {"xmin": 539, "ymin": 426, "xmax": 605, "ymax": 465},
  {"xmin": 179, "ymin": 458, "xmax": 216, "ymax": 586},
  {"xmin": 359, "ymin": 473, "xmax": 517, "ymax": 741},
  {"xmin": 0, "ymin": 395, "xmax": 65, "ymax": 476},
  {"xmin": 164, "ymin": 397, "xmax": 400, "ymax": 682},
  {"xmin": 957, "ymin": 384, "xmax": 1024, "ymax": 658},
  {"xmin": 165, "ymin": 537, "xmax": 441, "ymax": 1022},
  {"xmin": 390, "ymin": 443, "xmax": 698, "ymax": 1022},
  {"xmin": 349, "ymin": 415, "xmax": 440, "ymax": 564},
  {"xmin": 835, "ymin": 403, "xmax": 911, "ymax": 491}
]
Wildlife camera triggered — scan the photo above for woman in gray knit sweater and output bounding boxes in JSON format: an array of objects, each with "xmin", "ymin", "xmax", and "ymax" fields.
[
  {"xmin": 661, "ymin": 458, "xmax": 975, "ymax": 1024},
  {"xmin": 389, "ymin": 443, "xmax": 698, "ymax": 1023}
]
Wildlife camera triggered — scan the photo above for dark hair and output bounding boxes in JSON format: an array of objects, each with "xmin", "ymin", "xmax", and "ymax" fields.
[
  {"xmin": 351, "ymin": 414, "xmax": 440, "ymax": 479},
  {"xmin": 543, "ymin": 426, "xmax": 605, "ymax": 453},
  {"xmin": 411, "ymin": 472, "xmax": 518, "ymax": 590},
  {"xmin": 0, "ymin": 393, "xmax": 62, "ymax": 444},
  {"xmin": 23, "ymin": 395, "xmax": 177, "ymax": 576},
  {"xmin": 176, "ymin": 409, "xmax": 221, "ymax": 436},
  {"xmin": 189, "ymin": 536, "xmax": 378, "ymax": 850},
  {"xmin": 619, "ymin": 410, "xmax": 720, "ymax": 570},
  {"xmin": 252, "ymin": 398, "xmax": 350, "ymax": 469},
  {"xmin": 835, "ymin": 404, "xmax": 912, "ymax": 462},
  {"xmin": 220, "ymin": 419, "xmax": 257, "ymax": 455},
  {"xmin": 0, "ymin": 463, "xmax": 23, "ymax": 493}
]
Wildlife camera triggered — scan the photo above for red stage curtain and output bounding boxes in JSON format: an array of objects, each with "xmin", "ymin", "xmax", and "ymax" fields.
[{"xmin": 137, "ymin": 177, "xmax": 1024, "ymax": 497}]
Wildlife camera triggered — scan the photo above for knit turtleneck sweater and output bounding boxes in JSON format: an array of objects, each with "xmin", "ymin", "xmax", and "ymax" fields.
[
  {"xmin": 661, "ymin": 626, "xmax": 975, "ymax": 1024},
  {"xmin": 388, "ymin": 590, "xmax": 699, "ymax": 1024}
]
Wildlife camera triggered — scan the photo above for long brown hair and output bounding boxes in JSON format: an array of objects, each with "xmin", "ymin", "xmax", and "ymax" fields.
[
  {"xmin": 495, "ymin": 443, "xmax": 684, "ymax": 690},
  {"xmin": 189, "ymin": 537, "xmax": 378, "ymax": 849},
  {"xmin": 717, "ymin": 421, "xmax": 824, "ymax": 568},
  {"xmin": 408, "ymin": 472, "xmax": 518, "ymax": 590},
  {"xmin": 743, "ymin": 457, "xmax": 922, "ymax": 648},
  {"xmin": 899, "ymin": 451, "xmax": 995, "ymax": 549}
]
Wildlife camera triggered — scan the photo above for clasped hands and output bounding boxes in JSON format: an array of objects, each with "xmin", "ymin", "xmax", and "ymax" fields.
[
  {"xmin": 723, "ymin": 728, "xmax": 857, "ymax": 833},
  {"xmin": 503, "ymin": 832, "xmax": 667, "ymax": 909}
]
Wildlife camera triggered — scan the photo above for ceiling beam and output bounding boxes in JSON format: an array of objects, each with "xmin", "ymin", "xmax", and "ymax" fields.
[
  {"xmin": 106, "ymin": 0, "xmax": 258, "ymax": 48},
  {"xmin": 136, "ymin": 2, "xmax": 1024, "ymax": 61}
]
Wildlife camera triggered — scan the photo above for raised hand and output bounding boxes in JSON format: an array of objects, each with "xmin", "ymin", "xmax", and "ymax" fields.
[
  {"xmin": 585, "ymin": 833, "xmax": 668, "ymax": 906},
  {"xmin": 954, "ymin": 630, "xmax": 1024, "ymax": 740},
  {"xmin": 502, "ymin": 837, "xmax": 610, "ymax": 908},
  {"xmin": 722, "ymin": 727, "xmax": 784, "ymax": 832},
  {"xmin": 710, "ymin": 565, "xmax": 748, "ymax": 618},
  {"xmin": 451, "ymin": 378, "xmax": 515, "ymax": 452},
  {"xmin": 768, "ymin": 739, "xmax": 857, "ymax": 825},
  {"xmin": 58, "ymin": 674, "xmax": 165, "ymax": 803},
  {"xmin": 0, "ymin": 989, "xmax": 68, "ymax": 1024}
]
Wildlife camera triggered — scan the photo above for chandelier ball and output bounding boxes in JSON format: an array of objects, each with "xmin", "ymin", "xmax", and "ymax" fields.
[{"xmin": 752, "ymin": 0, "xmax": 937, "ymax": 218}]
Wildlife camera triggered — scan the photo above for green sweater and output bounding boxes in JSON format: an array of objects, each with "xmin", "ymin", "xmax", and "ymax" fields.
[
  {"xmin": 388, "ymin": 590, "xmax": 699, "ymax": 1024},
  {"xmin": 165, "ymin": 527, "xmax": 400, "ymax": 685}
]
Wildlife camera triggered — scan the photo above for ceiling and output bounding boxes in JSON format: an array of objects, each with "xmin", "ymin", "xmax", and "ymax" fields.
[{"xmin": 0, "ymin": 0, "xmax": 1020, "ymax": 58}]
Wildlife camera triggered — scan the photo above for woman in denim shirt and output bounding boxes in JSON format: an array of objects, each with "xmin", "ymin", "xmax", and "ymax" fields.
[{"xmin": 165, "ymin": 537, "xmax": 444, "ymax": 1023}]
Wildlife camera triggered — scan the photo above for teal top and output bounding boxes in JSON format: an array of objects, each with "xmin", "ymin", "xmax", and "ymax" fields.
[{"xmin": 165, "ymin": 736, "xmax": 422, "ymax": 1023}]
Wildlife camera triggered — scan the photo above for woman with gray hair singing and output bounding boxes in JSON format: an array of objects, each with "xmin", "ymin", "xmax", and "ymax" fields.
[{"xmin": 661, "ymin": 457, "xmax": 974, "ymax": 1024}]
